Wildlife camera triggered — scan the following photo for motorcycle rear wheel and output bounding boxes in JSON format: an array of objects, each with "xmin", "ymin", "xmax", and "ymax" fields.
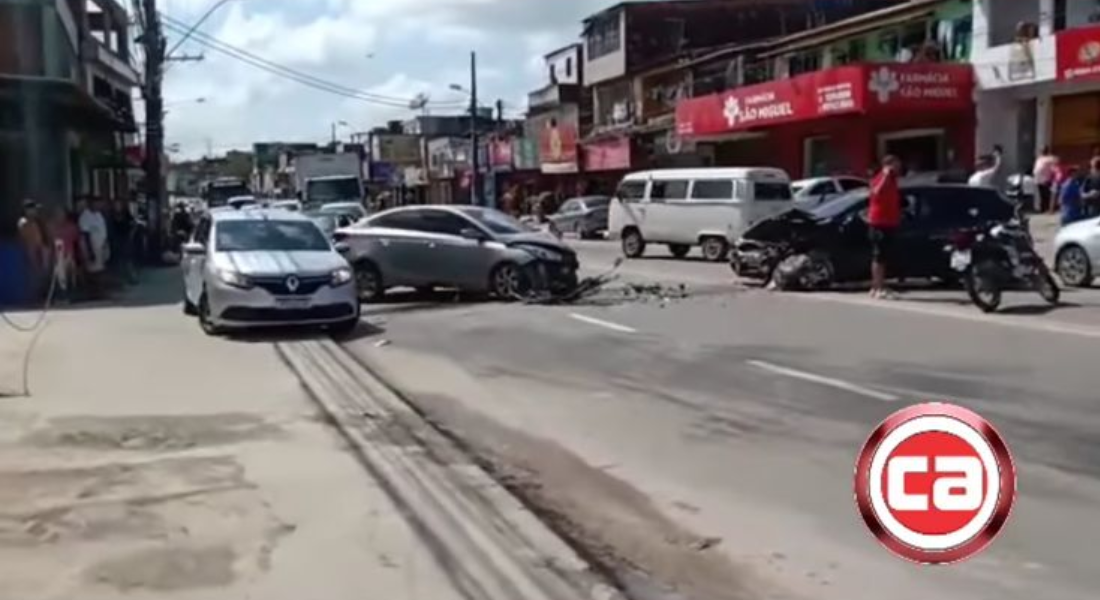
[
  {"xmin": 1036, "ymin": 267, "xmax": 1061, "ymax": 305},
  {"xmin": 964, "ymin": 266, "xmax": 1002, "ymax": 313}
]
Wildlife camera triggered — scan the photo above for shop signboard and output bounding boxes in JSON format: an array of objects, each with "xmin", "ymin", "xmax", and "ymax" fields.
[
  {"xmin": 1057, "ymin": 25, "xmax": 1100, "ymax": 81},
  {"xmin": 676, "ymin": 63, "xmax": 973, "ymax": 137},
  {"xmin": 513, "ymin": 137, "xmax": 539, "ymax": 171},
  {"xmin": 371, "ymin": 133, "xmax": 422, "ymax": 165},
  {"xmin": 490, "ymin": 137, "xmax": 514, "ymax": 170},
  {"xmin": 538, "ymin": 119, "xmax": 579, "ymax": 173},
  {"xmin": 584, "ymin": 136, "xmax": 632, "ymax": 171},
  {"xmin": 368, "ymin": 161, "xmax": 395, "ymax": 183}
]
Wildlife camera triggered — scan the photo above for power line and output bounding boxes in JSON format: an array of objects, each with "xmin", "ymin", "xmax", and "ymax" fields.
[{"xmin": 159, "ymin": 14, "xmax": 467, "ymax": 109}]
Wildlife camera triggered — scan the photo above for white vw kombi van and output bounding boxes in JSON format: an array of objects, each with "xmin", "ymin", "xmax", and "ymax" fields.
[{"xmin": 608, "ymin": 168, "xmax": 794, "ymax": 261}]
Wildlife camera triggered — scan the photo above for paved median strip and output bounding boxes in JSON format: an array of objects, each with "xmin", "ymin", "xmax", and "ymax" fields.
[{"xmin": 275, "ymin": 339, "xmax": 623, "ymax": 600}]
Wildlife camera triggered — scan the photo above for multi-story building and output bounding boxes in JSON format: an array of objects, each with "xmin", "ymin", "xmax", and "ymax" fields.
[
  {"xmin": 401, "ymin": 112, "xmax": 497, "ymax": 204},
  {"xmin": 0, "ymin": 0, "xmax": 138, "ymax": 235},
  {"xmin": 579, "ymin": 0, "xmax": 900, "ymax": 180},
  {"xmin": 674, "ymin": 0, "xmax": 977, "ymax": 178},
  {"xmin": 972, "ymin": 0, "xmax": 1100, "ymax": 170}
]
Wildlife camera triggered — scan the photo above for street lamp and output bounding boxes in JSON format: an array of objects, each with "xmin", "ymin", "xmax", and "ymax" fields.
[{"xmin": 331, "ymin": 120, "xmax": 349, "ymax": 144}]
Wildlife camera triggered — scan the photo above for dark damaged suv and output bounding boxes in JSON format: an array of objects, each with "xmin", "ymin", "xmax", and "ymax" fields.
[{"xmin": 731, "ymin": 185, "xmax": 1017, "ymax": 287}]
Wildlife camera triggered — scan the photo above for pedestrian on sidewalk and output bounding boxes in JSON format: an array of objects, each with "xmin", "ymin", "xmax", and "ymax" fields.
[
  {"xmin": 868, "ymin": 155, "xmax": 903, "ymax": 300},
  {"xmin": 47, "ymin": 207, "xmax": 81, "ymax": 303},
  {"xmin": 78, "ymin": 197, "xmax": 110, "ymax": 299},
  {"xmin": 1080, "ymin": 157, "xmax": 1100, "ymax": 218},
  {"xmin": 1058, "ymin": 166, "xmax": 1086, "ymax": 226},
  {"xmin": 17, "ymin": 199, "xmax": 49, "ymax": 301},
  {"xmin": 109, "ymin": 199, "xmax": 137, "ymax": 284},
  {"xmin": 1034, "ymin": 146, "xmax": 1059, "ymax": 213}
]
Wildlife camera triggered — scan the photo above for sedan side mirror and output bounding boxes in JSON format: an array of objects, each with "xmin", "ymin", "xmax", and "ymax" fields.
[
  {"xmin": 460, "ymin": 227, "xmax": 488, "ymax": 242},
  {"xmin": 333, "ymin": 242, "xmax": 351, "ymax": 254},
  {"xmin": 181, "ymin": 242, "xmax": 206, "ymax": 256}
]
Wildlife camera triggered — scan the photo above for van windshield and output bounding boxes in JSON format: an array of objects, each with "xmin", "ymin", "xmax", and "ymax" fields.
[{"xmin": 754, "ymin": 182, "xmax": 793, "ymax": 201}]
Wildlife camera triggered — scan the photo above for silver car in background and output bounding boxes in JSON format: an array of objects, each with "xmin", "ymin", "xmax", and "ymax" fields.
[
  {"xmin": 181, "ymin": 208, "xmax": 359, "ymax": 335},
  {"xmin": 335, "ymin": 205, "xmax": 579, "ymax": 301},
  {"xmin": 791, "ymin": 177, "xmax": 868, "ymax": 208},
  {"xmin": 547, "ymin": 195, "xmax": 611, "ymax": 239}
]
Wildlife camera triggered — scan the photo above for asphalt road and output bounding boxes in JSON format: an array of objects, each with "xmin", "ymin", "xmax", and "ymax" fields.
[{"xmin": 342, "ymin": 238, "xmax": 1100, "ymax": 600}]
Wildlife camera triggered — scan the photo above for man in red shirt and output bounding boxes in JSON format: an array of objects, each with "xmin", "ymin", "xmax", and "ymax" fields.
[{"xmin": 868, "ymin": 155, "xmax": 902, "ymax": 299}]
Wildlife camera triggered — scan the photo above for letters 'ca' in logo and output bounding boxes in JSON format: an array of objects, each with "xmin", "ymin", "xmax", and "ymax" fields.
[
  {"xmin": 869, "ymin": 66, "xmax": 901, "ymax": 103},
  {"xmin": 722, "ymin": 95, "xmax": 742, "ymax": 127},
  {"xmin": 854, "ymin": 403, "xmax": 1016, "ymax": 565}
]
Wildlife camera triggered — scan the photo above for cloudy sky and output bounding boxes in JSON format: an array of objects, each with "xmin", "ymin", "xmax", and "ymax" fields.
[{"xmin": 158, "ymin": 0, "xmax": 604, "ymax": 159}]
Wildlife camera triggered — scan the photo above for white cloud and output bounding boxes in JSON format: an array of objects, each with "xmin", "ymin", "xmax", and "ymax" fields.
[{"xmin": 162, "ymin": 0, "xmax": 586, "ymax": 159}]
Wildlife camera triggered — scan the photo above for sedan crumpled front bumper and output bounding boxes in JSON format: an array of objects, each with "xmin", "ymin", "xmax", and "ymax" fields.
[{"xmin": 730, "ymin": 240, "xmax": 782, "ymax": 280}]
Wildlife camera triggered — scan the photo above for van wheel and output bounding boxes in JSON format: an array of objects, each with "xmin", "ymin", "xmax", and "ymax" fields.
[
  {"xmin": 622, "ymin": 228, "xmax": 646, "ymax": 258},
  {"xmin": 668, "ymin": 244, "xmax": 691, "ymax": 259},
  {"xmin": 701, "ymin": 237, "xmax": 729, "ymax": 262}
]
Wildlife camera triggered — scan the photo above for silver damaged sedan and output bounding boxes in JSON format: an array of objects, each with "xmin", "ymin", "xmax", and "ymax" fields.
[
  {"xmin": 181, "ymin": 208, "xmax": 360, "ymax": 335},
  {"xmin": 335, "ymin": 205, "xmax": 579, "ymax": 301}
]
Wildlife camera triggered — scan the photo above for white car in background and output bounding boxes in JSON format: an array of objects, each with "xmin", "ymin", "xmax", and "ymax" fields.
[
  {"xmin": 792, "ymin": 176, "xmax": 868, "ymax": 208},
  {"xmin": 226, "ymin": 195, "xmax": 260, "ymax": 210},
  {"xmin": 1054, "ymin": 216, "xmax": 1100, "ymax": 287},
  {"xmin": 270, "ymin": 199, "xmax": 303, "ymax": 212}
]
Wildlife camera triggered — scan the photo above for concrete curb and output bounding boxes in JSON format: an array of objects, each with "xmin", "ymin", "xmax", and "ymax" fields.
[{"xmin": 276, "ymin": 338, "xmax": 624, "ymax": 600}]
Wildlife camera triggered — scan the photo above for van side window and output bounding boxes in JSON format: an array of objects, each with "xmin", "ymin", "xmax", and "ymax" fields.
[
  {"xmin": 690, "ymin": 180, "xmax": 734, "ymax": 200},
  {"xmin": 616, "ymin": 181, "xmax": 647, "ymax": 203},
  {"xmin": 753, "ymin": 182, "xmax": 793, "ymax": 201},
  {"xmin": 651, "ymin": 180, "xmax": 689, "ymax": 203}
]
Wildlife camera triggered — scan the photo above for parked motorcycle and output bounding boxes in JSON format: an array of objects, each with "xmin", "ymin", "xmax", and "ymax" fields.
[{"xmin": 947, "ymin": 218, "xmax": 1059, "ymax": 313}]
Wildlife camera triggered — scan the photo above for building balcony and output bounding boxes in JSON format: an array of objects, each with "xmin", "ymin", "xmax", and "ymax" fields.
[
  {"xmin": 527, "ymin": 83, "xmax": 580, "ymax": 111},
  {"xmin": 83, "ymin": 38, "xmax": 139, "ymax": 88}
]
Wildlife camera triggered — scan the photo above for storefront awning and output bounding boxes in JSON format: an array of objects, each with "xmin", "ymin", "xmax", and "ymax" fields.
[{"xmin": 675, "ymin": 63, "xmax": 974, "ymax": 139}]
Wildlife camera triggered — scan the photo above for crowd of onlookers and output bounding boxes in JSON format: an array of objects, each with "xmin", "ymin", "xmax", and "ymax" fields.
[
  {"xmin": 15, "ymin": 196, "xmax": 144, "ymax": 304},
  {"xmin": 1027, "ymin": 147, "xmax": 1100, "ymax": 226}
]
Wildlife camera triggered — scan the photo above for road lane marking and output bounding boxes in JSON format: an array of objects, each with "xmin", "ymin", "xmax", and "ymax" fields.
[
  {"xmin": 746, "ymin": 360, "xmax": 901, "ymax": 402},
  {"xmin": 569, "ymin": 313, "xmax": 638, "ymax": 334},
  {"xmin": 783, "ymin": 292, "xmax": 1100, "ymax": 340}
]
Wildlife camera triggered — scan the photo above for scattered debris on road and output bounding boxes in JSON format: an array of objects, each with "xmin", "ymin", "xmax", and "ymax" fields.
[{"xmin": 518, "ymin": 258, "xmax": 625, "ymax": 305}]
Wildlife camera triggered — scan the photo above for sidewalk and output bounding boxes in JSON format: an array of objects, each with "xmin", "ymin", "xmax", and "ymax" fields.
[{"xmin": 0, "ymin": 270, "xmax": 468, "ymax": 600}]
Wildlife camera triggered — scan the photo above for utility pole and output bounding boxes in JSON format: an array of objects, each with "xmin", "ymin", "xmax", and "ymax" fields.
[
  {"xmin": 141, "ymin": 0, "xmax": 166, "ymax": 258},
  {"xmin": 469, "ymin": 51, "xmax": 479, "ymax": 205}
]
